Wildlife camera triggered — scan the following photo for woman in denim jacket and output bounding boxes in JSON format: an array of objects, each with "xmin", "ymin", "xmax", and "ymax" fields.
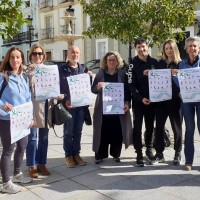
[{"xmin": 178, "ymin": 36, "xmax": 200, "ymax": 171}]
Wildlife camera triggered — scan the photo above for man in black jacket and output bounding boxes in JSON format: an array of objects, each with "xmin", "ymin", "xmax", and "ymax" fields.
[
  {"xmin": 128, "ymin": 38, "xmax": 158, "ymax": 167},
  {"xmin": 59, "ymin": 46, "xmax": 90, "ymax": 168}
]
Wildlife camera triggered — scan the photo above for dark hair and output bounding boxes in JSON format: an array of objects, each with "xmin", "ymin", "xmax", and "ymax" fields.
[
  {"xmin": 0, "ymin": 47, "xmax": 25, "ymax": 79},
  {"xmin": 134, "ymin": 38, "xmax": 148, "ymax": 48}
]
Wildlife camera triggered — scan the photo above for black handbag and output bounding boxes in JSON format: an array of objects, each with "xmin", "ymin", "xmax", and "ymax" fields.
[
  {"xmin": 84, "ymin": 106, "xmax": 92, "ymax": 125},
  {"xmin": 52, "ymin": 103, "xmax": 72, "ymax": 125}
]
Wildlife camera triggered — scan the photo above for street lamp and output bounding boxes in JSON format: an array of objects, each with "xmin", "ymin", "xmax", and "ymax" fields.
[
  {"xmin": 128, "ymin": 42, "xmax": 132, "ymax": 64},
  {"xmin": 27, "ymin": 15, "xmax": 34, "ymax": 48}
]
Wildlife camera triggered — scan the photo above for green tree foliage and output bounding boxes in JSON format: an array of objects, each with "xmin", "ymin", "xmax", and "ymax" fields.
[
  {"xmin": 80, "ymin": 0, "xmax": 200, "ymax": 46},
  {"xmin": 0, "ymin": 0, "xmax": 27, "ymax": 39}
]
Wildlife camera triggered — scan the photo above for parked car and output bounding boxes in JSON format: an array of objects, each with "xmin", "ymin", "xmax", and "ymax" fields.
[
  {"xmin": 84, "ymin": 59, "xmax": 129, "ymax": 73},
  {"xmin": 84, "ymin": 59, "xmax": 100, "ymax": 74}
]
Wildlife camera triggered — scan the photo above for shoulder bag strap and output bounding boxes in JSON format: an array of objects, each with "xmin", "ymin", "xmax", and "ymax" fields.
[{"xmin": 0, "ymin": 77, "xmax": 8, "ymax": 99}]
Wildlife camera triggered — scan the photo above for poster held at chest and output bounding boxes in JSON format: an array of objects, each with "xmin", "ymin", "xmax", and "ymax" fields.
[
  {"xmin": 148, "ymin": 69, "xmax": 172, "ymax": 102},
  {"xmin": 178, "ymin": 68, "xmax": 200, "ymax": 102},
  {"xmin": 103, "ymin": 82, "xmax": 124, "ymax": 115},
  {"xmin": 34, "ymin": 64, "xmax": 60, "ymax": 100},
  {"xmin": 10, "ymin": 102, "xmax": 33, "ymax": 144},
  {"xmin": 67, "ymin": 73, "xmax": 93, "ymax": 107}
]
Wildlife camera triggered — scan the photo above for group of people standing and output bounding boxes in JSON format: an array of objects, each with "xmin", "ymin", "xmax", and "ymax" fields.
[
  {"xmin": 0, "ymin": 45, "xmax": 90, "ymax": 194},
  {"xmin": 93, "ymin": 36, "xmax": 200, "ymax": 173},
  {"xmin": 0, "ymin": 35, "xmax": 200, "ymax": 194}
]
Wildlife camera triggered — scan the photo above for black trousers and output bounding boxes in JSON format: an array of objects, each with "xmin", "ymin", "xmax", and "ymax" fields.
[
  {"xmin": 0, "ymin": 120, "xmax": 28, "ymax": 183},
  {"xmin": 154, "ymin": 98, "xmax": 182, "ymax": 154},
  {"xmin": 132, "ymin": 102, "xmax": 156, "ymax": 152},
  {"xmin": 95, "ymin": 115, "xmax": 122, "ymax": 160}
]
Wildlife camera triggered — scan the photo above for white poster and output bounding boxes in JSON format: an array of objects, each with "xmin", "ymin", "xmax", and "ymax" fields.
[
  {"xmin": 103, "ymin": 82, "xmax": 124, "ymax": 115},
  {"xmin": 148, "ymin": 69, "xmax": 172, "ymax": 102},
  {"xmin": 67, "ymin": 73, "xmax": 93, "ymax": 107},
  {"xmin": 178, "ymin": 68, "xmax": 200, "ymax": 102},
  {"xmin": 35, "ymin": 64, "xmax": 60, "ymax": 100},
  {"xmin": 10, "ymin": 102, "xmax": 33, "ymax": 144}
]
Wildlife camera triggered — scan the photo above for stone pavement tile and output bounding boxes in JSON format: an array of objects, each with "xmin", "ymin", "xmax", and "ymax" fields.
[
  {"xmin": 29, "ymin": 179, "xmax": 91, "ymax": 200},
  {"xmin": 71, "ymin": 168, "xmax": 127, "ymax": 189},
  {"xmin": 52, "ymin": 162, "xmax": 99, "ymax": 179},
  {"xmin": 97, "ymin": 178, "xmax": 155, "ymax": 200},
  {"xmin": 23, "ymin": 172, "xmax": 66, "ymax": 190},
  {"xmin": 136, "ymin": 189, "xmax": 182, "ymax": 200},
  {"xmin": 161, "ymin": 178, "xmax": 200, "ymax": 200},
  {"xmin": 64, "ymin": 190, "xmax": 111, "ymax": 200},
  {"xmin": 128, "ymin": 171, "xmax": 188, "ymax": 189},
  {"xmin": 0, "ymin": 190, "xmax": 42, "ymax": 200}
]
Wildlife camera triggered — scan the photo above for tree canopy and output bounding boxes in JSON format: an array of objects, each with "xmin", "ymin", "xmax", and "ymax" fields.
[
  {"xmin": 0, "ymin": 0, "xmax": 27, "ymax": 39},
  {"xmin": 80, "ymin": 0, "xmax": 200, "ymax": 46}
]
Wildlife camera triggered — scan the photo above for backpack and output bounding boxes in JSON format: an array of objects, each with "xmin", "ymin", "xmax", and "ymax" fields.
[{"xmin": 144, "ymin": 127, "xmax": 171, "ymax": 148}]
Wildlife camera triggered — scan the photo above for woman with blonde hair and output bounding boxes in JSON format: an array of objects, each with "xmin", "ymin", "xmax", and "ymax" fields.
[
  {"xmin": 154, "ymin": 39, "xmax": 182, "ymax": 165},
  {"xmin": 26, "ymin": 44, "xmax": 63, "ymax": 178},
  {"xmin": 92, "ymin": 51, "xmax": 132, "ymax": 164}
]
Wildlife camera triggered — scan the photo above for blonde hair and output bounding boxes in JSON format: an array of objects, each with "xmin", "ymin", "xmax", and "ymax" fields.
[
  {"xmin": 162, "ymin": 40, "xmax": 181, "ymax": 63},
  {"xmin": 28, "ymin": 44, "xmax": 46, "ymax": 62},
  {"xmin": 100, "ymin": 51, "xmax": 123, "ymax": 69}
]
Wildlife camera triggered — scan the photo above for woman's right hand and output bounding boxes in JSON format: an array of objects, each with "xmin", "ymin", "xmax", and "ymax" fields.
[
  {"xmin": 97, "ymin": 82, "xmax": 104, "ymax": 90},
  {"xmin": 2, "ymin": 102, "xmax": 13, "ymax": 112},
  {"xmin": 28, "ymin": 64, "xmax": 36, "ymax": 72},
  {"xmin": 171, "ymin": 69, "xmax": 179, "ymax": 76}
]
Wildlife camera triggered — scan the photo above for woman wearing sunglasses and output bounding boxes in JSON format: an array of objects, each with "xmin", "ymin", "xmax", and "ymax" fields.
[{"xmin": 25, "ymin": 44, "xmax": 63, "ymax": 178}]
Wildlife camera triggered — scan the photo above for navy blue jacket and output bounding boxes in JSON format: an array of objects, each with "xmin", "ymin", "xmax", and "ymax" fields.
[{"xmin": 59, "ymin": 62, "xmax": 88, "ymax": 105}]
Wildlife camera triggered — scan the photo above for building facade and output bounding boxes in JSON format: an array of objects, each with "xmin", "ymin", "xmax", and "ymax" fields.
[
  {"xmin": 1, "ymin": 0, "xmax": 39, "ymax": 62},
  {"xmin": 1, "ymin": 1, "xmax": 200, "ymax": 63}
]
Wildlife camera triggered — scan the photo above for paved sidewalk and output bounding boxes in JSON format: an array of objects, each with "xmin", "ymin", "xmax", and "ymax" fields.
[{"xmin": 1, "ymin": 112, "xmax": 200, "ymax": 199}]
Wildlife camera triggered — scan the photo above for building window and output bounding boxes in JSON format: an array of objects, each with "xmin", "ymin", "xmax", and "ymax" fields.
[
  {"xmin": 96, "ymin": 39, "xmax": 108, "ymax": 59},
  {"xmin": 46, "ymin": 51, "xmax": 52, "ymax": 61},
  {"xmin": 63, "ymin": 50, "xmax": 67, "ymax": 61},
  {"xmin": 24, "ymin": 1, "xmax": 30, "ymax": 7}
]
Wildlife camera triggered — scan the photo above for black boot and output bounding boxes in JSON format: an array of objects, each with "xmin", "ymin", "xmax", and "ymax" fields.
[
  {"xmin": 145, "ymin": 148, "xmax": 155, "ymax": 164},
  {"xmin": 136, "ymin": 150, "xmax": 144, "ymax": 167},
  {"xmin": 173, "ymin": 151, "xmax": 181, "ymax": 166}
]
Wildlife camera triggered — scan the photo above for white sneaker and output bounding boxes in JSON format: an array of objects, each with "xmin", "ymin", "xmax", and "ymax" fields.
[
  {"xmin": 12, "ymin": 172, "xmax": 33, "ymax": 184},
  {"xmin": 1, "ymin": 180, "xmax": 21, "ymax": 194}
]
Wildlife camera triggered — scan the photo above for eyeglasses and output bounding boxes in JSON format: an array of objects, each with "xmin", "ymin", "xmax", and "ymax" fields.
[
  {"xmin": 107, "ymin": 59, "xmax": 117, "ymax": 62},
  {"xmin": 32, "ymin": 52, "xmax": 43, "ymax": 57}
]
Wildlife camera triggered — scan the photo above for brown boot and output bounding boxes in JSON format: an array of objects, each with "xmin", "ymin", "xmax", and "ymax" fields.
[
  {"xmin": 66, "ymin": 156, "xmax": 75, "ymax": 168},
  {"xmin": 29, "ymin": 166, "xmax": 39, "ymax": 178},
  {"xmin": 73, "ymin": 155, "xmax": 86, "ymax": 166},
  {"xmin": 37, "ymin": 164, "xmax": 51, "ymax": 176}
]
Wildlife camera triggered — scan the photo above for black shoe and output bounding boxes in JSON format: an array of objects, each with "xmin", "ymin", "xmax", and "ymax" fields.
[
  {"xmin": 173, "ymin": 151, "xmax": 181, "ymax": 166},
  {"xmin": 95, "ymin": 159, "xmax": 103, "ymax": 164},
  {"xmin": 146, "ymin": 148, "xmax": 155, "ymax": 164},
  {"xmin": 136, "ymin": 153, "xmax": 144, "ymax": 167},
  {"xmin": 113, "ymin": 157, "xmax": 121, "ymax": 163},
  {"xmin": 154, "ymin": 153, "xmax": 165, "ymax": 163}
]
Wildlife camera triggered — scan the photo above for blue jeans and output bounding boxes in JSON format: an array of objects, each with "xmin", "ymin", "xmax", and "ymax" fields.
[
  {"xmin": 26, "ymin": 127, "xmax": 49, "ymax": 166},
  {"xmin": 182, "ymin": 102, "xmax": 200, "ymax": 165},
  {"xmin": 26, "ymin": 100, "xmax": 49, "ymax": 166},
  {"xmin": 63, "ymin": 107, "xmax": 85, "ymax": 157}
]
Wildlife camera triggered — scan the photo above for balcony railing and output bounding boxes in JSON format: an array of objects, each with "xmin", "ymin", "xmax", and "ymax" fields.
[
  {"xmin": 59, "ymin": 0, "xmax": 74, "ymax": 3},
  {"xmin": 40, "ymin": 0, "xmax": 53, "ymax": 9},
  {"xmin": 61, "ymin": 23, "xmax": 75, "ymax": 35},
  {"xmin": 41, "ymin": 28, "xmax": 54, "ymax": 39},
  {"xmin": 3, "ymin": 31, "xmax": 31, "ymax": 44}
]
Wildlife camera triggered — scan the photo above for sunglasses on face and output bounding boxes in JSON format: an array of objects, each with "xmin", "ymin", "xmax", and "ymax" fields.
[{"xmin": 32, "ymin": 52, "xmax": 43, "ymax": 57}]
